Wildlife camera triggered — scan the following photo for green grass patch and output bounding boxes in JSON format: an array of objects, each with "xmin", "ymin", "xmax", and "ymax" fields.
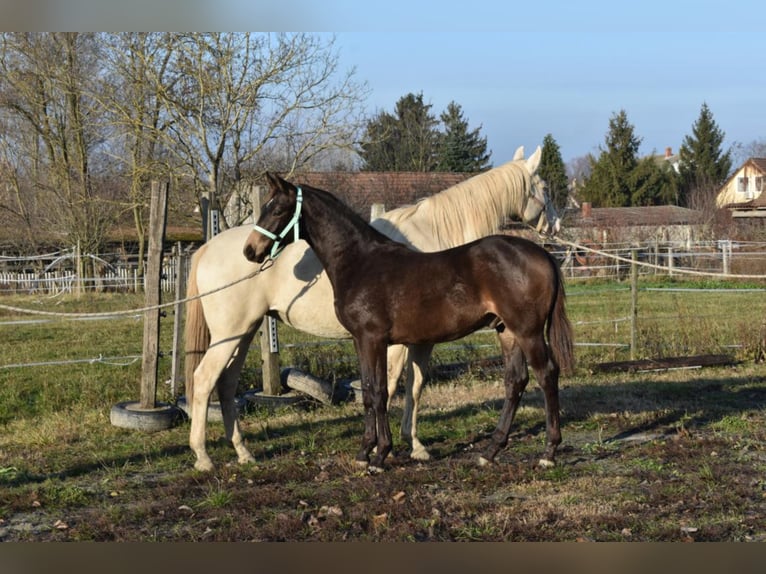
[{"xmin": 1, "ymin": 285, "xmax": 765, "ymax": 541}]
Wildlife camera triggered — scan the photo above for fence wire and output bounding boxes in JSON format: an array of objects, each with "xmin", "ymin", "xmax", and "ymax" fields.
[{"xmin": 1, "ymin": 239, "xmax": 765, "ymax": 372}]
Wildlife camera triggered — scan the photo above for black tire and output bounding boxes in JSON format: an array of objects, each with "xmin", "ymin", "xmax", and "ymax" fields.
[
  {"xmin": 349, "ymin": 379, "xmax": 364, "ymax": 404},
  {"xmin": 175, "ymin": 396, "xmax": 246, "ymax": 422},
  {"xmin": 109, "ymin": 401, "xmax": 182, "ymax": 432},
  {"xmin": 283, "ymin": 368, "xmax": 334, "ymax": 405},
  {"xmin": 243, "ymin": 389, "xmax": 305, "ymax": 412}
]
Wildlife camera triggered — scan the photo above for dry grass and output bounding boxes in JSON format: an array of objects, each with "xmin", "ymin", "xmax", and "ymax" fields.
[{"xmin": 1, "ymin": 286, "xmax": 765, "ymax": 541}]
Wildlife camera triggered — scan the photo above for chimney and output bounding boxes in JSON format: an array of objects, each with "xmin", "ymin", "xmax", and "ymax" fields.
[
  {"xmin": 665, "ymin": 147, "xmax": 672, "ymax": 158},
  {"xmin": 581, "ymin": 202, "xmax": 592, "ymax": 218}
]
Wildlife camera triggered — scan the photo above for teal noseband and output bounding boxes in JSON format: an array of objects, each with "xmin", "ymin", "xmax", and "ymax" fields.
[{"xmin": 252, "ymin": 187, "xmax": 303, "ymax": 259}]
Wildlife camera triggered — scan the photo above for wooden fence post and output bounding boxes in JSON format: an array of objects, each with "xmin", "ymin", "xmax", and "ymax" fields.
[
  {"xmin": 721, "ymin": 239, "xmax": 731, "ymax": 275},
  {"xmin": 170, "ymin": 242, "xmax": 187, "ymax": 398},
  {"xmin": 370, "ymin": 203, "xmax": 385, "ymax": 221},
  {"xmin": 139, "ymin": 181, "xmax": 169, "ymax": 409},
  {"xmin": 251, "ymin": 183, "xmax": 282, "ymax": 396},
  {"xmin": 630, "ymin": 248, "xmax": 638, "ymax": 361},
  {"xmin": 74, "ymin": 240, "xmax": 83, "ymax": 298},
  {"xmin": 667, "ymin": 246, "xmax": 674, "ymax": 277},
  {"xmin": 110, "ymin": 179, "xmax": 180, "ymax": 432}
]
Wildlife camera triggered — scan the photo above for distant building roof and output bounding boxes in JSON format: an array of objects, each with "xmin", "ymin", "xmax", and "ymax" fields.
[
  {"xmin": 723, "ymin": 193, "xmax": 766, "ymax": 210},
  {"xmin": 292, "ymin": 171, "xmax": 475, "ymax": 216},
  {"xmin": 565, "ymin": 204, "xmax": 704, "ymax": 228}
]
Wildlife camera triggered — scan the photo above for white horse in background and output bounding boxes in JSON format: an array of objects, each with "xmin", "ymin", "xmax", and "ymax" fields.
[{"xmin": 185, "ymin": 146, "xmax": 560, "ymax": 471}]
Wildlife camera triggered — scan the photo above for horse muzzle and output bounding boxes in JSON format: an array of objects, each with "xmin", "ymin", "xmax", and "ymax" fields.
[{"xmin": 243, "ymin": 239, "xmax": 269, "ymax": 264}]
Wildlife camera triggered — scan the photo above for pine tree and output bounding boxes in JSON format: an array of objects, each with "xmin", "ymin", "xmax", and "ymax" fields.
[
  {"xmin": 359, "ymin": 92, "xmax": 440, "ymax": 171},
  {"xmin": 580, "ymin": 110, "xmax": 642, "ymax": 207},
  {"xmin": 538, "ymin": 134, "xmax": 569, "ymax": 211},
  {"xmin": 678, "ymin": 102, "xmax": 732, "ymax": 206},
  {"xmin": 436, "ymin": 101, "xmax": 491, "ymax": 172},
  {"xmin": 630, "ymin": 156, "xmax": 678, "ymax": 206}
]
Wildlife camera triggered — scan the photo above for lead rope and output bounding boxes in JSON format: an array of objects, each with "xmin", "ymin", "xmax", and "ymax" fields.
[
  {"xmin": 0, "ymin": 257, "xmax": 276, "ymax": 319},
  {"xmin": 0, "ymin": 187, "xmax": 308, "ymax": 320}
]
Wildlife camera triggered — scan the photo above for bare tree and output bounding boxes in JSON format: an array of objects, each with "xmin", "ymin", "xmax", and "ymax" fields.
[
  {"xmin": 0, "ymin": 32, "xmax": 117, "ymax": 268},
  {"xmin": 731, "ymin": 138, "xmax": 766, "ymax": 167},
  {"xmin": 0, "ymin": 126, "xmax": 39, "ymax": 251},
  {"xmin": 158, "ymin": 33, "xmax": 368, "ymax": 228},
  {"xmin": 0, "ymin": 32, "xmax": 368, "ymax": 262},
  {"xmin": 98, "ymin": 32, "xmax": 180, "ymax": 274}
]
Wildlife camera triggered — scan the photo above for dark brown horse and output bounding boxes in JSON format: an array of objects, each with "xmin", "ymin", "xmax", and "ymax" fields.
[{"xmin": 244, "ymin": 173, "xmax": 574, "ymax": 472}]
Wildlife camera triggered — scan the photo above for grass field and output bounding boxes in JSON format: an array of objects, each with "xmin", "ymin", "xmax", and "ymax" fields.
[{"xmin": 0, "ymin": 277, "xmax": 764, "ymax": 541}]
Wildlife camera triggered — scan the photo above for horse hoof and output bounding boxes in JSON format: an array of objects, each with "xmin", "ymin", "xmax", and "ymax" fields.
[
  {"xmin": 538, "ymin": 458, "xmax": 555, "ymax": 468},
  {"xmin": 194, "ymin": 459, "xmax": 215, "ymax": 472},
  {"xmin": 367, "ymin": 464, "xmax": 385, "ymax": 475},
  {"xmin": 477, "ymin": 456, "xmax": 492, "ymax": 467},
  {"xmin": 410, "ymin": 448, "xmax": 431, "ymax": 461},
  {"xmin": 238, "ymin": 455, "xmax": 256, "ymax": 466}
]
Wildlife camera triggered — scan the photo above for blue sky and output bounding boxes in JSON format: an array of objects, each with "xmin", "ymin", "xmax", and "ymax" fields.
[{"xmin": 3, "ymin": 0, "xmax": 764, "ymax": 166}]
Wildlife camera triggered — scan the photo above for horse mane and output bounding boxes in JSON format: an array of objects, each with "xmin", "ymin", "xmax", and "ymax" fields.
[
  {"xmin": 376, "ymin": 160, "xmax": 531, "ymax": 248},
  {"xmin": 302, "ymin": 181, "xmax": 392, "ymax": 244}
]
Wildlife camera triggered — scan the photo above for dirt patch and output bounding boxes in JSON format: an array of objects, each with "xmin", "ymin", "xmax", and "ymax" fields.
[{"xmin": 1, "ymin": 366, "xmax": 765, "ymax": 541}]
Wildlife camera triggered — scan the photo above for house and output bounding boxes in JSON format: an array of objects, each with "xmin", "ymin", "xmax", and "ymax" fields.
[
  {"xmin": 224, "ymin": 171, "xmax": 476, "ymax": 227},
  {"xmin": 716, "ymin": 158, "xmax": 766, "ymax": 218},
  {"xmin": 562, "ymin": 202, "xmax": 705, "ymax": 245}
]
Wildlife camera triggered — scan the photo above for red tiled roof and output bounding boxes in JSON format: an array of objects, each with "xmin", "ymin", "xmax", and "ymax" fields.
[
  {"xmin": 565, "ymin": 205, "xmax": 704, "ymax": 227},
  {"xmin": 724, "ymin": 194, "xmax": 766, "ymax": 210},
  {"xmin": 292, "ymin": 171, "xmax": 475, "ymax": 216},
  {"xmin": 724, "ymin": 193, "xmax": 766, "ymax": 211}
]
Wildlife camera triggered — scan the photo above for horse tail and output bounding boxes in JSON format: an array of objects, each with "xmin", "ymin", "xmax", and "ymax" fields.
[
  {"xmin": 547, "ymin": 256, "xmax": 575, "ymax": 374},
  {"xmin": 184, "ymin": 246, "xmax": 210, "ymax": 403}
]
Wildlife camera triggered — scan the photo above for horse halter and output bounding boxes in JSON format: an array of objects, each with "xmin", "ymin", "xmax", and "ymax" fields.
[{"xmin": 252, "ymin": 187, "xmax": 303, "ymax": 259}]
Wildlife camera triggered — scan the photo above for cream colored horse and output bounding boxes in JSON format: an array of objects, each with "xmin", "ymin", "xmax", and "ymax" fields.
[{"xmin": 185, "ymin": 146, "xmax": 560, "ymax": 471}]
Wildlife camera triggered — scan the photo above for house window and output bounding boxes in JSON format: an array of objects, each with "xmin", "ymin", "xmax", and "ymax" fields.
[
  {"xmin": 738, "ymin": 176, "xmax": 749, "ymax": 192},
  {"xmin": 738, "ymin": 176, "xmax": 755, "ymax": 199},
  {"xmin": 757, "ymin": 176, "xmax": 765, "ymax": 192}
]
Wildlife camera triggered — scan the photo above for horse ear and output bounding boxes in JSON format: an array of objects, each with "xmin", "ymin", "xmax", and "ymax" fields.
[
  {"xmin": 265, "ymin": 172, "xmax": 292, "ymax": 194},
  {"xmin": 526, "ymin": 146, "xmax": 542, "ymax": 173},
  {"xmin": 265, "ymin": 172, "xmax": 280, "ymax": 190},
  {"xmin": 512, "ymin": 146, "xmax": 525, "ymax": 160}
]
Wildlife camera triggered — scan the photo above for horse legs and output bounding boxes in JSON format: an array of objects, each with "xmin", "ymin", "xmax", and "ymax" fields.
[
  {"xmin": 518, "ymin": 334, "xmax": 562, "ymax": 467},
  {"xmin": 479, "ymin": 331, "xmax": 530, "ymax": 465},
  {"xmin": 189, "ymin": 336, "xmax": 255, "ymax": 471},
  {"xmin": 354, "ymin": 336, "xmax": 392, "ymax": 473},
  {"xmin": 386, "ymin": 344, "xmax": 408, "ymax": 410},
  {"xmin": 216, "ymin": 331, "xmax": 257, "ymax": 467},
  {"xmin": 399, "ymin": 343, "xmax": 434, "ymax": 461},
  {"xmin": 532, "ymin": 350, "xmax": 562, "ymax": 467}
]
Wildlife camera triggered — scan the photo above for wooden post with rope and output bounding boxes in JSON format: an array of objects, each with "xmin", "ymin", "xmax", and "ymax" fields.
[
  {"xmin": 251, "ymin": 184, "xmax": 282, "ymax": 396},
  {"xmin": 110, "ymin": 180, "xmax": 180, "ymax": 431},
  {"xmin": 139, "ymin": 181, "xmax": 169, "ymax": 409}
]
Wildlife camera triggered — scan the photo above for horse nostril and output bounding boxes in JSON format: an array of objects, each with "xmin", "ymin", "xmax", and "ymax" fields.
[{"xmin": 243, "ymin": 244, "xmax": 255, "ymax": 261}]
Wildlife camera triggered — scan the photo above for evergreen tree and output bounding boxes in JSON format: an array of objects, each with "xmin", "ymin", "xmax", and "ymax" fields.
[
  {"xmin": 538, "ymin": 133, "xmax": 569, "ymax": 211},
  {"xmin": 678, "ymin": 102, "xmax": 732, "ymax": 206},
  {"xmin": 630, "ymin": 156, "xmax": 678, "ymax": 206},
  {"xmin": 359, "ymin": 92, "xmax": 440, "ymax": 171},
  {"xmin": 436, "ymin": 101, "xmax": 491, "ymax": 172},
  {"xmin": 580, "ymin": 110, "xmax": 642, "ymax": 207}
]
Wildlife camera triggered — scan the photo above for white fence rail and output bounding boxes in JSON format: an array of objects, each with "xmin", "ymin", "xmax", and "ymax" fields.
[
  {"xmin": 2, "ymin": 240, "xmax": 766, "ymax": 296},
  {"xmin": 0, "ymin": 251, "xmax": 188, "ymax": 295},
  {"xmin": 553, "ymin": 239, "xmax": 766, "ymax": 281}
]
